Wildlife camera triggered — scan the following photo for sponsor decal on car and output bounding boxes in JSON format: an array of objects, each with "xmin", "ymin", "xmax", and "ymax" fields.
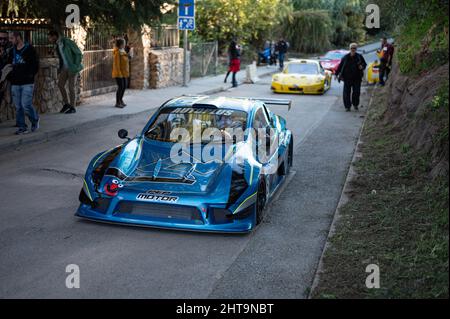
[
  {"xmin": 136, "ymin": 190, "xmax": 179, "ymax": 203},
  {"xmin": 171, "ymin": 108, "xmax": 234, "ymax": 116}
]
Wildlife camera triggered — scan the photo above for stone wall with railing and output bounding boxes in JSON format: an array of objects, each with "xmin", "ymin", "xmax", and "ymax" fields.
[
  {"xmin": 0, "ymin": 57, "xmax": 63, "ymax": 122},
  {"xmin": 0, "ymin": 26, "xmax": 186, "ymax": 122},
  {"xmin": 127, "ymin": 27, "xmax": 151, "ymax": 90},
  {"xmin": 33, "ymin": 58, "xmax": 64, "ymax": 114},
  {"xmin": 128, "ymin": 26, "xmax": 188, "ymax": 90},
  {"xmin": 0, "ymin": 48, "xmax": 190, "ymax": 122}
]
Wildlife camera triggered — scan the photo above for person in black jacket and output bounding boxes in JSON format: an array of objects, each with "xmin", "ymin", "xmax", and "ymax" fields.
[
  {"xmin": 335, "ymin": 43, "xmax": 367, "ymax": 111},
  {"xmin": 276, "ymin": 38, "xmax": 288, "ymax": 70},
  {"xmin": 7, "ymin": 31, "xmax": 40, "ymax": 134}
]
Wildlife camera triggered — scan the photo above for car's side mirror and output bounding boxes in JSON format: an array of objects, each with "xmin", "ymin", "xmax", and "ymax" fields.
[{"xmin": 118, "ymin": 129, "xmax": 129, "ymax": 140}]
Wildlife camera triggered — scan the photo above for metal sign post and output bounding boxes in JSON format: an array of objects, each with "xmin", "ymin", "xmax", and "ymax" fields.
[
  {"xmin": 178, "ymin": 0, "xmax": 195, "ymax": 87},
  {"xmin": 183, "ymin": 29, "xmax": 188, "ymax": 87}
]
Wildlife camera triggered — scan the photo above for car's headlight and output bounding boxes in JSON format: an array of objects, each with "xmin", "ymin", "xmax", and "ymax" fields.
[
  {"xmin": 316, "ymin": 77, "xmax": 325, "ymax": 84},
  {"xmin": 272, "ymin": 75, "xmax": 279, "ymax": 82}
]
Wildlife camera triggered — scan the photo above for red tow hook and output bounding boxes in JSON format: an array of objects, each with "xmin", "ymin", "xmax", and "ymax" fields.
[{"xmin": 104, "ymin": 182, "xmax": 119, "ymax": 196}]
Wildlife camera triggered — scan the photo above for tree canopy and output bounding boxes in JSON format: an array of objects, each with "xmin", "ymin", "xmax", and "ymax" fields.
[
  {"xmin": 282, "ymin": 10, "xmax": 332, "ymax": 53},
  {"xmin": 7, "ymin": 0, "xmax": 442, "ymax": 55},
  {"xmin": 195, "ymin": 0, "xmax": 293, "ymax": 47},
  {"xmin": 194, "ymin": 0, "xmax": 366, "ymax": 52},
  {"xmin": 1, "ymin": 0, "xmax": 171, "ymax": 31}
]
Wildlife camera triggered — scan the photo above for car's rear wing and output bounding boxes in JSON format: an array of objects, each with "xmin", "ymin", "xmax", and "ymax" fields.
[
  {"xmin": 233, "ymin": 97, "xmax": 292, "ymax": 111},
  {"xmin": 180, "ymin": 95, "xmax": 292, "ymax": 111}
]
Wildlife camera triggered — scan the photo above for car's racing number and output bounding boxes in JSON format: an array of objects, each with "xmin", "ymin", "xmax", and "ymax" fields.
[{"xmin": 136, "ymin": 190, "xmax": 179, "ymax": 203}]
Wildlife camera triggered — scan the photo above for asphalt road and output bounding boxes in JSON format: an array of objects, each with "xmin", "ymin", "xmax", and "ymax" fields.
[{"xmin": 0, "ymin": 62, "xmax": 371, "ymax": 298}]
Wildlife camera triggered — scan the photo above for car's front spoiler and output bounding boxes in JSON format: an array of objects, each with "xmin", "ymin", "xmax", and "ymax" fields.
[
  {"xmin": 76, "ymin": 205, "xmax": 254, "ymax": 233},
  {"xmin": 271, "ymin": 82, "xmax": 326, "ymax": 94}
]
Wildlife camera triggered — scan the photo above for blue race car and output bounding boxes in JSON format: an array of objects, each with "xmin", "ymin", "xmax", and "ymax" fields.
[{"xmin": 76, "ymin": 95, "xmax": 293, "ymax": 233}]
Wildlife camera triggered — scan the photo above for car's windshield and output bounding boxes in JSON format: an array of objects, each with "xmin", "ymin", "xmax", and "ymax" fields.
[
  {"xmin": 323, "ymin": 52, "xmax": 346, "ymax": 60},
  {"xmin": 145, "ymin": 107, "xmax": 248, "ymax": 143},
  {"xmin": 286, "ymin": 63, "xmax": 318, "ymax": 75}
]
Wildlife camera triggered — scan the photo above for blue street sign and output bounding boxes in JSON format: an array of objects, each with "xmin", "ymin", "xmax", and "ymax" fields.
[
  {"xmin": 178, "ymin": 17, "xmax": 195, "ymax": 30},
  {"xmin": 179, "ymin": 0, "xmax": 195, "ymax": 18}
]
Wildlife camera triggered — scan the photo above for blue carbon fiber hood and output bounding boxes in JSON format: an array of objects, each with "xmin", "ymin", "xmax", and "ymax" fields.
[{"xmin": 104, "ymin": 137, "xmax": 235, "ymax": 195}]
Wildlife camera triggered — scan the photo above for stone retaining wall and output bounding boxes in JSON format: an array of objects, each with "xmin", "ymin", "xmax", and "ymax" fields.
[
  {"xmin": 0, "ymin": 57, "xmax": 63, "ymax": 122},
  {"xmin": 33, "ymin": 58, "xmax": 63, "ymax": 114},
  {"xmin": 148, "ymin": 48, "xmax": 189, "ymax": 89},
  {"xmin": 128, "ymin": 27, "xmax": 151, "ymax": 90}
]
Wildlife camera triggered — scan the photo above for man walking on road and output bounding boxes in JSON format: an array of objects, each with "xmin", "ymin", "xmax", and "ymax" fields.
[
  {"xmin": 276, "ymin": 38, "xmax": 288, "ymax": 71},
  {"xmin": 7, "ymin": 31, "xmax": 40, "ymax": 135},
  {"xmin": 48, "ymin": 30, "xmax": 83, "ymax": 114},
  {"xmin": 377, "ymin": 37, "xmax": 394, "ymax": 86},
  {"xmin": 335, "ymin": 43, "xmax": 367, "ymax": 112}
]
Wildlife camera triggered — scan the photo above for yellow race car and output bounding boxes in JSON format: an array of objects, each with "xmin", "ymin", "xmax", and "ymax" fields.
[
  {"xmin": 367, "ymin": 60, "xmax": 381, "ymax": 85},
  {"xmin": 271, "ymin": 59, "xmax": 332, "ymax": 95}
]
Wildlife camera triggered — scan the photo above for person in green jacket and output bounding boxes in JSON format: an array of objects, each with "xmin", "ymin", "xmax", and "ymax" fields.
[{"xmin": 48, "ymin": 30, "xmax": 83, "ymax": 114}]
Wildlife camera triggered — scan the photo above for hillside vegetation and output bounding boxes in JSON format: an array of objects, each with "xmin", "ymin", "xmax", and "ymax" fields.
[
  {"xmin": 312, "ymin": 0, "xmax": 449, "ymax": 298},
  {"xmin": 194, "ymin": 0, "xmax": 367, "ymax": 52}
]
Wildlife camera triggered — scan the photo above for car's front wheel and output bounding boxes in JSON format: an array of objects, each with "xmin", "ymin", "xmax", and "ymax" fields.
[{"xmin": 256, "ymin": 180, "xmax": 267, "ymax": 225}]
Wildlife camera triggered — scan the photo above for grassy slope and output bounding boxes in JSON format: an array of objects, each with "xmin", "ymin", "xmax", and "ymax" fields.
[
  {"xmin": 311, "ymin": 3, "xmax": 449, "ymax": 298},
  {"xmin": 311, "ymin": 81, "xmax": 449, "ymax": 298}
]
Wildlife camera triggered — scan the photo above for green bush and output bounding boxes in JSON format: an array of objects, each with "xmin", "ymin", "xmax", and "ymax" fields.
[
  {"xmin": 291, "ymin": 0, "xmax": 366, "ymax": 48},
  {"xmin": 397, "ymin": 14, "xmax": 449, "ymax": 74},
  {"xmin": 370, "ymin": 0, "xmax": 449, "ymax": 75},
  {"xmin": 195, "ymin": 0, "xmax": 293, "ymax": 49},
  {"xmin": 283, "ymin": 9, "xmax": 333, "ymax": 53},
  {"xmin": 330, "ymin": 0, "xmax": 365, "ymax": 46},
  {"xmin": 431, "ymin": 81, "xmax": 450, "ymax": 111}
]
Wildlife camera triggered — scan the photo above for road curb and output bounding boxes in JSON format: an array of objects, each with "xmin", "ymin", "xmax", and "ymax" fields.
[
  {"xmin": 308, "ymin": 86, "xmax": 375, "ymax": 298},
  {"xmin": 254, "ymin": 68, "xmax": 277, "ymax": 78},
  {"xmin": 199, "ymin": 86, "xmax": 227, "ymax": 95},
  {"xmin": 0, "ymin": 111, "xmax": 151, "ymax": 152}
]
